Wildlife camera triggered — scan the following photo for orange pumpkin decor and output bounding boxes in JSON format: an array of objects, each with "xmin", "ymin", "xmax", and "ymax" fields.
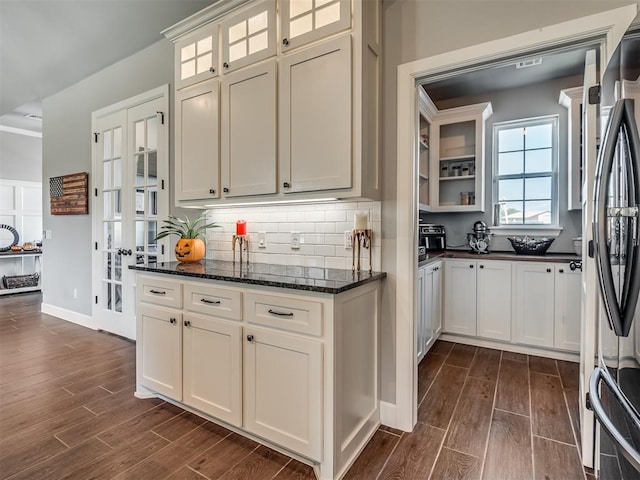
[{"xmin": 175, "ymin": 238, "xmax": 205, "ymax": 263}]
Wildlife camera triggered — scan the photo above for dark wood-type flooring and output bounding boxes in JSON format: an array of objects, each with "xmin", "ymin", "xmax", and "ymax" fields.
[{"xmin": 1, "ymin": 292, "xmax": 593, "ymax": 479}]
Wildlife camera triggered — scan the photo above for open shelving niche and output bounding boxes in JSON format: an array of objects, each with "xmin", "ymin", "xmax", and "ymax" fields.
[{"xmin": 416, "ymin": 86, "xmax": 492, "ymax": 213}]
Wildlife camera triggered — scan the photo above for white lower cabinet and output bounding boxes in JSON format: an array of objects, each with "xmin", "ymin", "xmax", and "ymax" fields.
[
  {"xmin": 243, "ymin": 326, "xmax": 322, "ymax": 460},
  {"xmin": 182, "ymin": 313, "xmax": 242, "ymax": 426},
  {"xmin": 417, "ymin": 261, "xmax": 443, "ymax": 361},
  {"xmin": 136, "ymin": 273, "xmax": 381, "ymax": 480},
  {"xmin": 514, "ymin": 263, "xmax": 556, "ymax": 348},
  {"xmin": 553, "ymin": 265, "xmax": 582, "ymax": 351},
  {"xmin": 443, "ymin": 259, "xmax": 511, "ymax": 341}
]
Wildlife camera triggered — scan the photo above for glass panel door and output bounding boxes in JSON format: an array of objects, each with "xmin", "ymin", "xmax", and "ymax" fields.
[{"xmin": 92, "ymin": 91, "xmax": 168, "ymax": 340}]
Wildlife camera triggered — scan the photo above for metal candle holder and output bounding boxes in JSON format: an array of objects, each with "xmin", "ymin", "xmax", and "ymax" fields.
[
  {"xmin": 232, "ymin": 234, "xmax": 249, "ymax": 265},
  {"xmin": 352, "ymin": 229, "xmax": 372, "ymax": 273}
]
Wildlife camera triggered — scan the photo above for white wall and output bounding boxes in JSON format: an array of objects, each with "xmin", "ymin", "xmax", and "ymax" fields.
[
  {"xmin": 42, "ymin": 39, "xmax": 175, "ymax": 315},
  {"xmin": 379, "ymin": 0, "xmax": 637, "ymax": 405},
  {"xmin": 0, "ymin": 131, "xmax": 42, "ymax": 182}
]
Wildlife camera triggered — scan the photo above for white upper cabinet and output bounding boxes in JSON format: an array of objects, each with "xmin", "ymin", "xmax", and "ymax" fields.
[
  {"xmin": 279, "ymin": 34, "xmax": 351, "ymax": 193},
  {"xmin": 280, "ymin": 0, "xmax": 350, "ymax": 52},
  {"xmin": 175, "ymin": 79, "xmax": 220, "ymax": 201},
  {"xmin": 175, "ymin": 23, "xmax": 219, "ymax": 90},
  {"xmin": 221, "ymin": 0, "xmax": 276, "ymax": 73},
  {"xmin": 221, "ymin": 60, "xmax": 277, "ymax": 197}
]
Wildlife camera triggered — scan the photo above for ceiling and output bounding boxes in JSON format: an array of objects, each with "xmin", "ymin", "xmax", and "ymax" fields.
[
  {"xmin": 0, "ymin": 0, "xmax": 217, "ymax": 135},
  {"xmin": 421, "ymin": 44, "xmax": 599, "ymax": 104}
]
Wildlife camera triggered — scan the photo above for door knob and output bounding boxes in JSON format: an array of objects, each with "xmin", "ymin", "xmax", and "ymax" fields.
[
  {"xmin": 184, "ymin": 320, "xmax": 191, "ymax": 327},
  {"xmin": 247, "ymin": 334, "xmax": 254, "ymax": 343}
]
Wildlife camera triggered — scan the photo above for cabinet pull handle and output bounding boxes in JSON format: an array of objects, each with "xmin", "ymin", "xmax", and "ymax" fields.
[
  {"xmin": 150, "ymin": 289, "xmax": 166, "ymax": 295},
  {"xmin": 282, "ymin": 38, "xmax": 289, "ymax": 46},
  {"xmin": 247, "ymin": 334, "xmax": 254, "ymax": 342},
  {"xmin": 209, "ymin": 189, "xmax": 216, "ymax": 195},
  {"xmin": 184, "ymin": 320, "xmax": 191, "ymax": 327},
  {"xmin": 268, "ymin": 309, "xmax": 294, "ymax": 317},
  {"xmin": 223, "ymin": 62, "xmax": 229, "ymax": 69},
  {"xmin": 283, "ymin": 182, "xmax": 291, "ymax": 189},
  {"xmin": 479, "ymin": 265, "xmax": 484, "ymax": 269},
  {"xmin": 209, "ymin": 66, "xmax": 215, "ymax": 73},
  {"xmin": 469, "ymin": 265, "xmax": 474, "ymax": 268},
  {"xmin": 223, "ymin": 187, "xmax": 229, "ymax": 193},
  {"xmin": 547, "ymin": 268, "xmax": 552, "ymax": 273},
  {"xmin": 169, "ymin": 317, "xmax": 176, "ymax": 324},
  {"xmin": 559, "ymin": 269, "xmax": 564, "ymax": 273},
  {"xmin": 200, "ymin": 298, "xmax": 221, "ymax": 305}
]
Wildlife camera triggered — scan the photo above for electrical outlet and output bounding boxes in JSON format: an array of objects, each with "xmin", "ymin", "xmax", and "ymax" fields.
[
  {"xmin": 344, "ymin": 231, "xmax": 353, "ymax": 249},
  {"xmin": 73, "ymin": 288, "xmax": 78, "ymax": 299},
  {"xmin": 291, "ymin": 231, "xmax": 301, "ymax": 249},
  {"xmin": 258, "ymin": 231, "xmax": 266, "ymax": 248}
]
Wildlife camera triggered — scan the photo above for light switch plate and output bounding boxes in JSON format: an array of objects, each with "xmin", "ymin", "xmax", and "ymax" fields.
[
  {"xmin": 291, "ymin": 231, "xmax": 300, "ymax": 249},
  {"xmin": 258, "ymin": 231, "xmax": 266, "ymax": 248},
  {"xmin": 344, "ymin": 231, "xmax": 352, "ymax": 249}
]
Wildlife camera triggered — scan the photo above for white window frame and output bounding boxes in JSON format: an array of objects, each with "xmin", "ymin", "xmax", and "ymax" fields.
[{"xmin": 492, "ymin": 115, "xmax": 560, "ymax": 235}]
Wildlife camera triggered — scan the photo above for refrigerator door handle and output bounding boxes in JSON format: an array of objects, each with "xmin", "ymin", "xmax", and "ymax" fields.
[
  {"xmin": 593, "ymin": 99, "xmax": 640, "ymax": 336},
  {"xmin": 589, "ymin": 366, "xmax": 640, "ymax": 472}
]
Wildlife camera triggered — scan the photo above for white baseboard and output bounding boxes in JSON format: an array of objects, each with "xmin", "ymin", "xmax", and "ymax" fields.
[
  {"xmin": 41, "ymin": 303, "xmax": 96, "ymax": 331},
  {"xmin": 379, "ymin": 401, "xmax": 398, "ymax": 429}
]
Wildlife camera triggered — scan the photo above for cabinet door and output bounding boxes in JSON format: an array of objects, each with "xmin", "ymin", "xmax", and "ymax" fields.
[
  {"xmin": 432, "ymin": 263, "xmax": 443, "ymax": 337},
  {"xmin": 443, "ymin": 260, "xmax": 477, "ymax": 336},
  {"xmin": 221, "ymin": 0, "xmax": 276, "ymax": 73},
  {"xmin": 423, "ymin": 266, "xmax": 435, "ymax": 351},
  {"xmin": 553, "ymin": 266, "xmax": 581, "ymax": 352},
  {"xmin": 221, "ymin": 60, "xmax": 277, "ymax": 197},
  {"xmin": 175, "ymin": 23, "xmax": 219, "ymax": 90},
  {"xmin": 477, "ymin": 261, "xmax": 512, "ymax": 341},
  {"xmin": 279, "ymin": 34, "xmax": 351, "ymax": 193},
  {"xmin": 280, "ymin": 0, "xmax": 350, "ymax": 52},
  {"xmin": 175, "ymin": 79, "xmax": 220, "ymax": 201},
  {"xmin": 417, "ymin": 266, "xmax": 426, "ymax": 362},
  {"xmin": 138, "ymin": 305, "xmax": 182, "ymax": 399},
  {"xmin": 514, "ymin": 263, "xmax": 555, "ymax": 347},
  {"xmin": 182, "ymin": 313, "xmax": 242, "ymax": 426},
  {"xmin": 243, "ymin": 327, "xmax": 322, "ymax": 461}
]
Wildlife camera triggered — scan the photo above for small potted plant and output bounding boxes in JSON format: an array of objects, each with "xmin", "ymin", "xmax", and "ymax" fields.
[{"xmin": 156, "ymin": 212, "xmax": 220, "ymax": 263}]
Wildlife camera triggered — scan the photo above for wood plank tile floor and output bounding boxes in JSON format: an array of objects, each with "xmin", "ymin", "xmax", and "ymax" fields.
[{"xmin": 0, "ymin": 292, "xmax": 593, "ymax": 480}]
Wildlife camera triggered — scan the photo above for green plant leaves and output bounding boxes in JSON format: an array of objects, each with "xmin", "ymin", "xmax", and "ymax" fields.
[{"xmin": 155, "ymin": 212, "xmax": 221, "ymax": 240}]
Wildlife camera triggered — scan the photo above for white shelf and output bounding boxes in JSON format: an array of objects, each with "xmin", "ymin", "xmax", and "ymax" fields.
[
  {"xmin": 0, "ymin": 285, "xmax": 41, "ymax": 295},
  {"xmin": 440, "ymin": 175, "xmax": 475, "ymax": 182},
  {"xmin": 440, "ymin": 154, "xmax": 475, "ymax": 162}
]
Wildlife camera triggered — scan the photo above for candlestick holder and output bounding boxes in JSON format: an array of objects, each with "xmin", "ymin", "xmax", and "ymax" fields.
[
  {"xmin": 232, "ymin": 234, "xmax": 249, "ymax": 265},
  {"xmin": 352, "ymin": 229, "xmax": 372, "ymax": 273}
]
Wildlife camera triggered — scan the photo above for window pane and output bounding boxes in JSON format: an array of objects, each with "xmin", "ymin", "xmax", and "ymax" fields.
[
  {"xmin": 498, "ymin": 178, "xmax": 523, "ymax": 201},
  {"xmin": 249, "ymin": 31, "xmax": 268, "ymax": 55},
  {"xmin": 135, "ymin": 154, "xmax": 144, "ymax": 186},
  {"xmin": 113, "ymin": 158, "xmax": 121, "ymax": 188},
  {"xmin": 113, "ymin": 127, "xmax": 122, "ymax": 157},
  {"xmin": 526, "ymin": 123, "xmax": 552, "ymax": 149},
  {"xmin": 290, "ymin": 13, "xmax": 313, "ymax": 38},
  {"xmin": 181, "ymin": 43, "xmax": 195, "ymax": 61},
  {"xmin": 229, "ymin": 21, "xmax": 247, "ymax": 43},
  {"xmin": 148, "ymin": 152, "xmax": 157, "ymax": 185},
  {"xmin": 196, "ymin": 53, "xmax": 212, "ymax": 74},
  {"xmin": 315, "ymin": 2, "xmax": 341, "ymax": 28},
  {"xmin": 197, "ymin": 36, "xmax": 212, "ymax": 54},
  {"xmin": 103, "ymin": 161, "xmax": 111, "ymax": 189},
  {"xmin": 502, "ymin": 201, "xmax": 524, "ymax": 224},
  {"xmin": 103, "ymin": 130, "xmax": 112, "ymax": 159},
  {"xmin": 135, "ymin": 120, "xmax": 145, "ymax": 151},
  {"xmin": 498, "ymin": 127, "xmax": 523, "ymax": 152},
  {"xmin": 181, "ymin": 59, "xmax": 195, "ymax": 80},
  {"xmin": 524, "ymin": 177, "xmax": 551, "ymax": 200},
  {"xmin": 498, "ymin": 151, "xmax": 523, "ymax": 175},
  {"xmin": 248, "ymin": 11, "xmax": 268, "ymax": 34},
  {"xmin": 525, "ymin": 148, "xmax": 552, "ymax": 174},
  {"xmin": 290, "ymin": 0, "xmax": 312, "ymax": 18},
  {"xmin": 147, "ymin": 116, "xmax": 158, "ymax": 151},
  {"xmin": 524, "ymin": 200, "xmax": 552, "ymax": 224},
  {"xmin": 229, "ymin": 41, "xmax": 247, "ymax": 62}
]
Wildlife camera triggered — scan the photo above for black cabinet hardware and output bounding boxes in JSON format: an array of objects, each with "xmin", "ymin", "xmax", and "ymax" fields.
[
  {"xmin": 546, "ymin": 268, "xmax": 552, "ymax": 273},
  {"xmin": 223, "ymin": 62, "xmax": 229, "ymax": 69},
  {"xmin": 209, "ymin": 189, "xmax": 216, "ymax": 195},
  {"xmin": 184, "ymin": 320, "xmax": 191, "ymax": 327},
  {"xmin": 201, "ymin": 298, "xmax": 221, "ymax": 305},
  {"xmin": 268, "ymin": 309, "xmax": 294, "ymax": 317},
  {"xmin": 150, "ymin": 290, "xmax": 166, "ymax": 295},
  {"xmin": 283, "ymin": 182, "xmax": 291, "ymax": 188},
  {"xmin": 247, "ymin": 334, "xmax": 254, "ymax": 342},
  {"xmin": 169, "ymin": 317, "xmax": 176, "ymax": 324},
  {"xmin": 223, "ymin": 187, "xmax": 229, "ymax": 193},
  {"xmin": 283, "ymin": 38, "xmax": 289, "ymax": 46},
  {"xmin": 479, "ymin": 265, "xmax": 484, "ymax": 269}
]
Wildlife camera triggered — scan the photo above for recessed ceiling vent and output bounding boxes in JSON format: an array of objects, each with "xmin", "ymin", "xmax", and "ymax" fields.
[
  {"xmin": 515, "ymin": 58, "xmax": 543, "ymax": 69},
  {"xmin": 24, "ymin": 113, "xmax": 42, "ymax": 121}
]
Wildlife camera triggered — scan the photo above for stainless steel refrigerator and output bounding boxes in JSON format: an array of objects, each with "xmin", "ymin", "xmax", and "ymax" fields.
[{"xmin": 589, "ymin": 26, "xmax": 640, "ymax": 480}]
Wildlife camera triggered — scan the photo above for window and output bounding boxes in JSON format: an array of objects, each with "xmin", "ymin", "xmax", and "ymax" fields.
[{"xmin": 493, "ymin": 116, "xmax": 558, "ymax": 226}]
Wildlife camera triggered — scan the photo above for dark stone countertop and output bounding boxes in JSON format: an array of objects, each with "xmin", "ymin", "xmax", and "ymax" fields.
[
  {"xmin": 419, "ymin": 250, "xmax": 581, "ymax": 267},
  {"xmin": 129, "ymin": 259, "xmax": 386, "ymax": 295}
]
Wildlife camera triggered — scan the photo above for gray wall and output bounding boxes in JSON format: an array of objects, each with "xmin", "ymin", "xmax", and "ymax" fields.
[
  {"xmin": 42, "ymin": 39, "xmax": 177, "ymax": 315},
  {"xmin": 0, "ymin": 131, "xmax": 42, "ymax": 182},
  {"xmin": 379, "ymin": 0, "xmax": 636, "ymax": 404},
  {"xmin": 420, "ymin": 76, "xmax": 584, "ymax": 253}
]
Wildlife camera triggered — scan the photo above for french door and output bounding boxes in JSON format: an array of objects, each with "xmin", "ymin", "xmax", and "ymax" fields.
[{"xmin": 92, "ymin": 86, "xmax": 169, "ymax": 340}]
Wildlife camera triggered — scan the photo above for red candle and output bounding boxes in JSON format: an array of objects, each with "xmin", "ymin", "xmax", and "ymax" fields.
[{"xmin": 236, "ymin": 220, "xmax": 246, "ymax": 236}]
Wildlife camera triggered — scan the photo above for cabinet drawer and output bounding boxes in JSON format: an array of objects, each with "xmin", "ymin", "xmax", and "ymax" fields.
[
  {"xmin": 183, "ymin": 282, "xmax": 242, "ymax": 320},
  {"xmin": 244, "ymin": 292, "xmax": 323, "ymax": 336},
  {"xmin": 138, "ymin": 276, "xmax": 182, "ymax": 308}
]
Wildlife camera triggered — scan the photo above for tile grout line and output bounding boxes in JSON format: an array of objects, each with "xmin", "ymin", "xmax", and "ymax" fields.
[
  {"xmin": 373, "ymin": 431, "xmax": 405, "ymax": 480},
  {"xmin": 529, "ymin": 354, "xmax": 536, "ymax": 480},
  {"xmin": 493, "ymin": 406, "xmax": 530, "ymax": 418},
  {"xmin": 478, "ymin": 349, "xmax": 503, "ymax": 480},
  {"xmin": 560, "ymin": 386, "xmax": 589, "ymax": 480}
]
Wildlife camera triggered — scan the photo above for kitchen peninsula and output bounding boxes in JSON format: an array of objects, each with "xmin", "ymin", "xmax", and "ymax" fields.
[{"xmin": 130, "ymin": 261, "xmax": 385, "ymax": 480}]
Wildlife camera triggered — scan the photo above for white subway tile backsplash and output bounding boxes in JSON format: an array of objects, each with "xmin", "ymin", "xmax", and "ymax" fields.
[{"xmin": 205, "ymin": 200, "xmax": 381, "ymax": 271}]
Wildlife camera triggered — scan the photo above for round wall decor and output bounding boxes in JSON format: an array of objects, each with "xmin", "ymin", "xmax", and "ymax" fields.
[{"xmin": 0, "ymin": 224, "xmax": 19, "ymax": 252}]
